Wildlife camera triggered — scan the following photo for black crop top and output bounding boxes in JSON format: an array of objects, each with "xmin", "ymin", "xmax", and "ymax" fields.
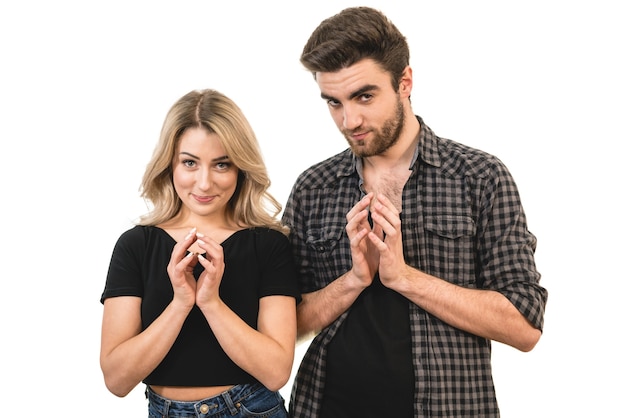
[{"xmin": 100, "ymin": 225, "xmax": 300, "ymax": 387}]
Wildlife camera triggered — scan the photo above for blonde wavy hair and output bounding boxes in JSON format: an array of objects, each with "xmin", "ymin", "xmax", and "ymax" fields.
[{"xmin": 137, "ymin": 89, "xmax": 288, "ymax": 235}]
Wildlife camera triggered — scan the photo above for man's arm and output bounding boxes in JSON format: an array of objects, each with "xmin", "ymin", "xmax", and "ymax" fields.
[
  {"xmin": 296, "ymin": 193, "xmax": 381, "ymax": 340},
  {"xmin": 393, "ymin": 268, "xmax": 541, "ymax": 351},
  {"xmin": 370, "ymin": 193, "xmax": 542, "ymax": 352},
  {"xmin": 296, "ymin": 270, "xmax": 364, "ymax": 340}
]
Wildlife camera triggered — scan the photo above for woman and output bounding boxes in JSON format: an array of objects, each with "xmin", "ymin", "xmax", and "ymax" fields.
[{"xmin": 100, "ymin": 89, "xmax": 299, "ymax": 417}]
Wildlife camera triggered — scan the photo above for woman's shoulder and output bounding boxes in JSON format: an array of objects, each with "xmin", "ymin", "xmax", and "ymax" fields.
[
  {"xmin": 225, "ymin": 227, "xmax": 289, "ymax": 248},
  {"xmin": 248, "ymin": 226, "xmax": 289, "ymax": 241},
  {"xmin": 116, "ymin": 225, "xmax": 168, "ymax": 245}
]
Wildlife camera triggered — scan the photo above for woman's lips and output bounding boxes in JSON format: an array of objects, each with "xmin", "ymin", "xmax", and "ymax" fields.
[{"xmin": 193, "ymin": 194, "xmax": 214, "ymax": 203}]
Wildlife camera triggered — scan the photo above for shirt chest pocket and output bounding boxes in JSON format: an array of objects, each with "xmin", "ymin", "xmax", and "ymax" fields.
[
  {"xmin": 422, "ymin": 215, "xmax": 477, "ymax": 286},
  {"xmin": 305, "ymin": 224, "xmax": 352, "ymax": 284}
]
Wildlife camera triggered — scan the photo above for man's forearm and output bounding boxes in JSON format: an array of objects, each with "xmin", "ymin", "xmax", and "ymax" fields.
[{"xmin": 296, "ymin": 270, "xmax": 367, "ymax": 340}]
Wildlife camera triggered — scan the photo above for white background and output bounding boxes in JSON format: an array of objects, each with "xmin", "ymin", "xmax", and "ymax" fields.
[{"xmin": 1, "ymin": 1, "xmax": 624, "ymax": 416}]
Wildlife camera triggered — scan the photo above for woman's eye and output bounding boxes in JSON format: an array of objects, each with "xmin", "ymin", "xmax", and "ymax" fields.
[
  {"xmin": 216, "ymin": 162, "xmax": 231, "ymax": 170},
  {"xmin": 182, "ymin": 159, "xmax": 196, "ymax": 168}
]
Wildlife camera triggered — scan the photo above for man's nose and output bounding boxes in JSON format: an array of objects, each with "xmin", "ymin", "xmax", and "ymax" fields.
[{"xmin": 342, "ymin": 104, "xmax": 362, "ymax": 130}]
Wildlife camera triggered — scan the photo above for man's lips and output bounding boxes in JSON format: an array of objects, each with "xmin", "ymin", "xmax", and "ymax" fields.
[{"xmin": 347, "ymin": 130, "xmax": 369, "ymax": 142}]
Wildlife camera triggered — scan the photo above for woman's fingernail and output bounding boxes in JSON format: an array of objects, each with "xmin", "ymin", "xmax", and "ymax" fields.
[{"xmin": 184, "ymin": 227, "xmax": 197, "ymax": 240}]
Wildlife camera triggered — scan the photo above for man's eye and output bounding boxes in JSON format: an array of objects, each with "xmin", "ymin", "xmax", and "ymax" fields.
[{"xmin": 327, "ymin": 99, "xmax": 340, "ymax": 107}]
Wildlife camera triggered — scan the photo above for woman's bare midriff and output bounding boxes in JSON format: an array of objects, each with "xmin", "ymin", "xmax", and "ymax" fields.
[{"xmin": 150, "ymin": 385, "xmax": 235, "ymax": 401}]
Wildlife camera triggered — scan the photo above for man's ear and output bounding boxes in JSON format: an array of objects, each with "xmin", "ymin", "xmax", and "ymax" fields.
[{"xmin": 399, "ymin": 65, "xmax": 413, "ymax": 98}]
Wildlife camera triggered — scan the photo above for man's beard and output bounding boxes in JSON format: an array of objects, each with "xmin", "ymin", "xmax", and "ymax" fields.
[{"xmin": 343, "ymin": 97, "xmax": 405, "ymax": 158}]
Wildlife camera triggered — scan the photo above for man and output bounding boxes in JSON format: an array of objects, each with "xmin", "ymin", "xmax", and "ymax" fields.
[{"xmin": 282, "ymin": 6, "xmax": 548, "ymax": 418}]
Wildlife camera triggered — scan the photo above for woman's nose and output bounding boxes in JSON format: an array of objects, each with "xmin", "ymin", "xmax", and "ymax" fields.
[{"xmin": 197, "ymin": 168, "xmax": 212, "ymax": 190}]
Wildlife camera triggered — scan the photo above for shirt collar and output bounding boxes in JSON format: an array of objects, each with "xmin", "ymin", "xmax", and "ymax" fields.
[{"xmin": 353, "ymin": 115, "xmax": 425, "ymax": 191}]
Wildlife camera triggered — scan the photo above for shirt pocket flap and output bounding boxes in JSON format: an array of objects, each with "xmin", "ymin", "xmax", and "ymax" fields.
[{"xmin": 423, "ymin": 215, "xmax": 476, "ymax": 239}]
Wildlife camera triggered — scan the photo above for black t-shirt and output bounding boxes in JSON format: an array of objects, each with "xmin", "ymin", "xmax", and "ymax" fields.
[
  {"xmin": 101, "ymin": 225, "xmax": 300, "ymax": 386},
  {"xmin": 321, "ymin": 276, "xmax": 414, "ymax": 418}
]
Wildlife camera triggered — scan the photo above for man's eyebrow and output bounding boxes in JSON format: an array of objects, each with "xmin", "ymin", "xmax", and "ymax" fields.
[
  {"xmin": 320, "ymin": 92, "xmax": 337, "ymax": 102},
  {"xmin": 349, "ymin": 85, "xmax": 379, "ymax": 100},
  {"xmin": 320, "ymin": 84, "xmax": 380, "ymax": 102}
]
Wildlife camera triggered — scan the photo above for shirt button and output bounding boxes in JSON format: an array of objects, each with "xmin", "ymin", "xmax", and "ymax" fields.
[{"xmin": 199, "ymin": 404, "xmax": 209, "ymax": 414}]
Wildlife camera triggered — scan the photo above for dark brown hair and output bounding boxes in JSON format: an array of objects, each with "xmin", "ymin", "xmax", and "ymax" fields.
[{"xmin": 300, "ymin": 7, "xmax": 409, "ymax": 88}]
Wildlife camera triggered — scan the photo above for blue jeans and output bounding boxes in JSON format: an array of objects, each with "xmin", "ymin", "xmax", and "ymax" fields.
[{"xmin": 146, "ymin": 383, "xmax": 287, "ymax": 418}]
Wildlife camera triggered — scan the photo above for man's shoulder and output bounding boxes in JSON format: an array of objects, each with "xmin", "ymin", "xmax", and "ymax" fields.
[
  {"xmin": 293, "ymin": 148, "xmax": 353, "ymax": 190},
  {"xmin": 428, "ymin": 133, "xmax": 507, "ymax": 179}
]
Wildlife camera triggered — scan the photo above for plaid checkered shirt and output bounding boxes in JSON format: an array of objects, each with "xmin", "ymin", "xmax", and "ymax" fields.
[{"xmin": 282, "ymin": 116, "xmax": 547, "ymax": 418}]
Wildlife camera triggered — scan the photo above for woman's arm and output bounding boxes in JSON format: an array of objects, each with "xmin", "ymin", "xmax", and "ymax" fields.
[
  {"xmin": 99, "ymin": 296, "xmax": 192, "ymax": 397},
  {"xmin": 199, "ymin": 295, "xmax": 297, "ymax": 391}
]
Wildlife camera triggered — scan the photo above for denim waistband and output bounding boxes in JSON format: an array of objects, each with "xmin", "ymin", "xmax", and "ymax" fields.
[{"xmin": 146, "ymin": 382, "xmax": 264, "ymax": 417}]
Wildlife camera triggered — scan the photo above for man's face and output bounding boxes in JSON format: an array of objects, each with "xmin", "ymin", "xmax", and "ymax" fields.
[{"xmin": 316, "ymin": 59, "xmax": 405, "ymax": 157}]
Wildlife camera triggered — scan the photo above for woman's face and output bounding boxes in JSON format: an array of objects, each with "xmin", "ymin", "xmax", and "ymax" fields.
[{"xmin": 172, "ymin": 127, "xmax": 239, "ymax": 221}]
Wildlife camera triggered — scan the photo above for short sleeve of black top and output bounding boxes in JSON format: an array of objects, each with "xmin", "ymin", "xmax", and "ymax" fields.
[{"xmin": 100, "ymin": 226, "xmax": 300, "ymax": 387}]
